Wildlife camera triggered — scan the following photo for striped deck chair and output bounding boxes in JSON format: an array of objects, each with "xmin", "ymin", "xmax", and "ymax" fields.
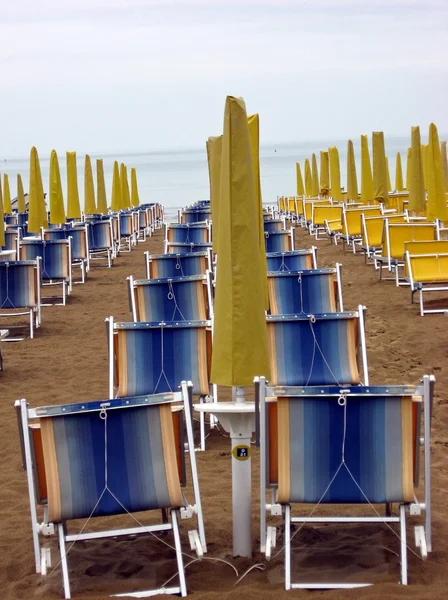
[
  {"xmin": 2, "ymin": 228, "xmax": 20, "ymax": 259},
  {"xmin": 20, "ymin": 239, "xmax": 72, "ymax": 306},
  {"xmin": 44, "ymin": 225, "xmax": 89, "ymax": 284},
  {"xmin": 267, "ymin": 266, "xmax": 343, "ymax": 315},
  {"xmin": 264, "ymin": 219, "xmax": 285, "ymax": 234},
  {"xmin": 145, "ymin": 250, "xmax": 211, "ymax": 279},
  {"xmin": 165, "ymin": 223, "xmax": 211, "ymax": 253},
  {"xmin": 266, "ymin": 248, "xmax": 317, "ymax": 272},
  {"xmin": 117, "ymin": 211, "xmax": 136, "ymax": 252},
  {"xmin": 88, "ymin": 219, "xmax": 114, "ymax": 268},
  {"xmin": 18, "ymin": 388, "xmax": 205, "ymax": 598},
  {"xmin": 108, "ymin": 318, "xmax": 213, "ymax": 451},
  {"xmin": 341, "ymin": 206, "xmax": 382, "ymax": 253},
  {"xmin": 265, "ymin": 229, "xmax": 294, "ymax": 253},
  {"xmin": 405, "ymin": 240, "xmax": 448, "ymax": 315},
  {"xmin": 361, "ymin": 214, "xmax": 406, "ymax": 262},
  {"xmin": 128, "ymin": 274, "xmax": 211, "ymax": 322},
  {"xmin": 257, "ymin": 376, "xmax": 434, "ymax": 587},
  {"xmin": 0, "ymin": 260, "xmax": 42, "ymax": 340}
]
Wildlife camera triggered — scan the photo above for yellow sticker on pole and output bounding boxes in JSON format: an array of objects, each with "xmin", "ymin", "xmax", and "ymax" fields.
[{"xmin": 232, "ymin": 445, "xmax": 251, "ymax": 461}]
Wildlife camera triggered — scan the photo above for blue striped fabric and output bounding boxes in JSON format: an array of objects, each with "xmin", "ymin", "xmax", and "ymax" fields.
[
  {"xmin": 135, "ymin": 276, "xmax": 207, "ymax": 322},
  {"xmin": 3, "ymin": 230, "xmax": 18, "ymax": 252},
  {"xmin": 266, "ymin": 251, "xmax": 314, "ymax": 272},
  {"xmin": 167, "ymin": 242, "xmax": 212, "ymax": 255},
  {"xmin": 167, "ymin": 225, "xmax": 209, "ymax": 244},
  {"xmin": 21, "ymin": 240, "xmax": 69, "ymax": 280},
  {"xmin": 41, "ymin": 403, "xmax": 183, "ymax": 521},
  {"xmin": 116, "ymin": 322, "xmax": 210, "ymax": 396},
  {"xmin": 277, "ymin": 394, "xmax": 413, "ymax": 504},
  {"xmin": 119, "ymin": 213, "xmax": 134, "ymax": 236},
  {"xmin": 5, "ymin": 215, "xmax": 17, "ymax": 225},
  {"xmin": 0, "ymin": 261, "xmax": 36, "ymax": 308},
  {"xmin": 89, "ymin": 221, "xmax": 112, "ymax": 250},
  {"xmin": 265, "ymin": 231, "xmax": 291, "ymax": 253},
  {"xmin": 149, "ymin": 252, "xmax": 208, "ymax": 278},
  {"xmin": 139, "ymin": 210, "xmax": 148, "ymax": 229},
  {"xmin": 44, "ymin": 228, "xmax": 87, "ymax": 260},
  {"xmin": 264, "ymin": 220, "xmax": 284, "ymax": 234},
  {"xmin": 268, "ymin": 270, "xmax": 336, "ymax": 315},
  {"xmin": 267, "ymin": 315, "xmax": 360, "ymax": 386},
  {"xmin": 182, "ymin": 210, "xmax": 211, "ymax": 223}
]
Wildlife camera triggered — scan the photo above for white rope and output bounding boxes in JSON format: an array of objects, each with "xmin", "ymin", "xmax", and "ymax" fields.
[
  {"xmin": 153, "ymin": 323, "xmax": 173, "ymax": 394},
  {"xmin": 305, "ymin": 316, "xmax": 343, "ymax": 387},
  {"xmin": 167, "ymin": 280, "xmax": 186, "ymax": 322}
]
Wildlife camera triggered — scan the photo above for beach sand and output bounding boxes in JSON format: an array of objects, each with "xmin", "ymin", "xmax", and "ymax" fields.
[{"xmin": 1, "ymin": 224, "xmax": 447, "ymax": 599}]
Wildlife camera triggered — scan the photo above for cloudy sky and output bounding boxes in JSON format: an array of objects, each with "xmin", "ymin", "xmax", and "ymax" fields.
[{"xmin": 0, "ymin": 0, "xmax": 446, "ymax": 158}]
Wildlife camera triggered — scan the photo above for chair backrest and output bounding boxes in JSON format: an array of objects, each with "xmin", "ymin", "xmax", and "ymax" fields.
[
  {"xmin": 181, "ymin": 210, "xmax": 211, "ymax": 224},
  {"xmin": 147, "ymin": 251, "xmax": 209, "ymax": 279},
  {"xmin": 89, "ymin": 220, "xmax": 113, "ymax": 250},
  {"xmin": 265, "ymin": 230, "xmax": 293, "ymax": 253},
  {"xmin": 405, "ymin": 251, "xmax": 448, "ymax": 283},
  {"xmin": 312, "ymin": 205, "xmax": 342, "ymax": 227},
  {"xmin": 0, "ymin": 261, "xmax": 39, "ymax": 308},
  {"xmin": 361, "ymin": 214, "xmax": 406, "ymax": 248},
  {"xmin": 343, "ymin": 206, "xmax": 382, "ymax": 236},
  {"xmin": 130, "ymin": 275, "xmax": 209, "ymax": 322},
  {"xmin": 166, "ymin": 224, "xmax": 210, "ymax": 244},
  {"xmin": 266, "ymin": 249, "xmax": 317, "ymax": 272},
  {"xmin": 266, "ymin": 309, "xmax": 366, "ymax": 387},
  {"xmin": 384, "ymin": 222, "xmax": 437, "ymax": 260},
  {"xmin": 269, "ymin": 386, "xmax": 415, "ymax": 504},
  {"xmin": 3, "ymin": 229, "xmax": 19, "ymax": 252},
  {"xmin": 287, "ymin": 198, "xmax": 296, "ymax": 214},
  {"xmin": 44, "ymin": 227, "xmax": 88, "ymax": 260},
  {"xmin": 20, "ymin": 240, "xmax": 70, "ymax": 280},
  {"xmin": 167, "ymin": 242, "xmax": 212, "ymax": 255},
  {"xmin": 29, "ymin": 396, "xmax": 185, "ymax": 523},
  {"xmin": 405, "ymin": 240, "xmax": 448, "ymax": 256},
  {"xmin": 267, "ymin": 268, "xmax": 340, "ymax": 315},
  {"xmin": 111, "ymin": 320, "xmax": 212, "ymax": 397},
  {"xmin": 119, "ymin": 212, "xmax": 135, "ymax": 237},
  {"xmin": 264, "ymin": 219, "xmax": 284, "ymax": 234}
]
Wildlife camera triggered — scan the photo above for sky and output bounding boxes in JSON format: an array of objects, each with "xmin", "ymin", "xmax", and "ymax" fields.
[{"xmin": 0, "ymin": 0, "xmax": 447, "ymax": 158}]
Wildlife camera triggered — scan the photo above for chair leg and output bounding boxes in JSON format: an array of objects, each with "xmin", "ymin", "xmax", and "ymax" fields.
[
  {"xmin": 58, "ymin": 523, "xmax": 71, "ymax": 599},
  {"xmin": 30, "ymin": 308, "xmax": 34, "ymax": 339},
  {"xmin": 400, "ymin": 504, "xmax": 408, "ymax": 585},
  {"xmin": 171, "ymin": 510, "xmax": 187, "ymax": 597},
  {"xmin": 419, "ymin": 290, "xmax": 424, "ymax": 316},
  {"xmin": 284, "ymin": 505, "xmax": 291, "ymax": 590}
]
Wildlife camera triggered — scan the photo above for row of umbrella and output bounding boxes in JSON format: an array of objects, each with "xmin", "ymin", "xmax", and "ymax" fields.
[
  {"xmin": 0, "ymin": 148, "xmax": 142, "ymax": 235},
  {"xmin": 296, "ymin": 124, "xmax": 448, "ymax": 221}
]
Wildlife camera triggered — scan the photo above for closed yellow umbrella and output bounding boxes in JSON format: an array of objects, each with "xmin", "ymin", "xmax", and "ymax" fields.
[
  {"xmin": 372, "ymin": 132, "xmax": 389, "ymax": 206},
  {"xmin": 346, "ymin": 140, "xmax": 358, "ymax": 201},
  {"xmin": 320, "ymin": 151, "xmax": 329, "ymax": 195},
  {"xmin": 211, "ymin": 95, "xmax": 270, "ymax": 386},
  {"xmin": 28, "ymin": 146, "xmax": 48, "ymax": 233},
  {"xmin": 207, "ymin": 135, "xmax": 223, "ymax": 252},
  {"xmin": 406, "ymin": 148, "xmax": 412, "ymax": 191},
  {"xmin": 427, "ymin": 123, "xmax": 448, "ymax": 222},
  {"xmin": 3, "ymin": 174, "xmax": 12, "ymax": 214},
  {"xmin": 408, "ymin": 126, "xmax": 426, "ymax": 213},
  {"xmin": 329, "ymin": 146, "xmax": 342, "ymax": 200},
  {"xmin": 296, "ymin": 162, "xmax": 304, "ymax": 196},
  {"xmin": 66, "ymin": 151, "xmax": 81, "ymax": 219},
  {"xmin": 441, "ymin": 141, "xmax": 448, "ymax": 192},
  {"xmin": 311, "ymin": 153, "xmax": 319, "ymax": 196},
  {"xmin": 304, "ymin": 159, "xmax": 313, "ymax": 197},
  {"xmin": 96, "ymin": 159, "xmax": 108, "ymax": 214},
  {"xmin": 385, "ymin": 157, "xmax": 392, "ymax": 192},
  {"xmin": 248, "ymin": 114, "xmax": 269, "ymax": 309},
  {"xmin": 17, "ymin": 174, "xmax": 26, "ymax": 213},
  {"xmin": 421, "ymin": 144, "xmax": 429, "ymax": 190},
  {"xmin": 360, "ymin": 134, "xmax": 373, "ymax": 204},
  {"xmin": 395, "ymin": 152, "xmax": 404, "ymax": 191},
  {"xmin": 49, "ymin": 150, "xmax": 66, "ymax": 225},
  {"xmin": 120, "ymin": 163, "xmax": 131, "ymax": 209},
  {"xmin": 131, "ymin": 168, "xmax": 140, "ymax": 207},
  {"xmin": 111, "ymin": 161, "xmax": 121, "ymax": 211},
  {"xmin": 0, "ymin": 180, "xmax": 4, "ymax": 246},
  {"xmin": 84, "ymin": 155, "xmax": 97, "ymax": 214}
]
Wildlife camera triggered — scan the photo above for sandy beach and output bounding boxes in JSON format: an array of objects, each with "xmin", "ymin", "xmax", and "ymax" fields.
[{"xmin": 1, "ymin": 223, "xmax": 447, "ymax": 600}]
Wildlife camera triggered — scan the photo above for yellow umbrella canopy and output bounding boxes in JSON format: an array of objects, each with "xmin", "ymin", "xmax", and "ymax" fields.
[
  {"xmin": 84, "ymin": 155, "xmax": 97, "ymax": 215},
  {"xmin": 328, "ymin": 146, "xmax": 342, "ymax": 201},
  {"xmin": 296, "ymin": 162, "xmax": 304, "ymax": 196},
  {"xmin": 131, "ymin": 168, "xmax": 140, "ymax": 207},
  {"xmin": 111, "ymin": 161, "xmax": 121, "ymax": 211},
  {"xmin": 441, "ymin": 141, "xmax": 448, "ymax": 192},
  {"xmin": 49, "ymin": 150, "xmax": 66, "ymax": 225},
  {"xmin": 304, "ymin": 159, "xmax": 313, "ymax": 197},
  {"xmin": 66, "ymin": 151, "xmax": 81, "ymax": 219},
  {"xmin": 210, "ymin": 96, "xmax": 270, "ymax": 386},
  {"xmin": 96, "ymin": 159, "xmax": 108, "ymax": 214},
  {"xmin": 385, "ymin": 157, "xmax": 392, "ymax": 192},
  {"xmin": 120, "ymin": 163, "xmax": 131, "ymax": 209},
  {"xmin": 17, "ymin": 174, "xmax": 26, "ymax": 213},
  {"xmin": 311, "ymin": 153, "xmax": 319, "ymax": 196},
  {"xmin": 360, "ymin": 134, "xmax": 374, "ymax": 204},
  {"xmin": 406, "ymin": 147, "xmax": 412, "ymax": 191},
  {"xmin": 3, "ymin": 174, "xmax": 12, "ymax": 214},
  {"xmin": 319, "ymin": 151, "xmax": 329, "ymax": 195},
  {"xmin": 207, "ymin": 135, "xmax": 223, "ymax": 252},
  {"xmin": 421, "ymin": 144, "xmax": 429, "ymax": 190},
  {"xmin": 346, "ymin": 140, "xmax": 358, "ymax": 201},
  {"xmin": 28, "ymin": 146, "xmax": 48, "ymax": 233},
  {"xmin": 395, "ymin": 152, "xmax": 404, "ymax": 191},
  {"xmin": 0, "ymin": 175, "xmax": 4, "ymax": 246},
  {"xmin": 427, "ymin": 123, "xmax": 448, "ymax": 222},
  {"xmin": 408, "ymin": 126, "xmax": 426, "ymax": 213},
  {"xmin": 372, "ymin": 132, "xmax": 389, "ymax": 206}
]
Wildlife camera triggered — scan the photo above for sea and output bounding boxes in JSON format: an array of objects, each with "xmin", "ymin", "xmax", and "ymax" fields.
[{"xmin": 0, "ymin": 136, "xmax": 440, "ymax": 223}]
